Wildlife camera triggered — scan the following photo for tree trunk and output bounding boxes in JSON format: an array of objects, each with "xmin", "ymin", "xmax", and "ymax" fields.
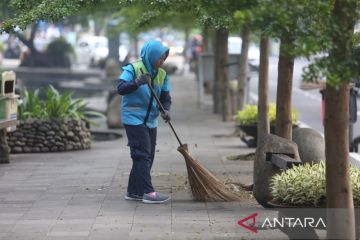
[
  {"xmin": 325, "ymin": 0, "xmax": 357, "ymax": 239},
  {"xmin": 275, "ymin": 34, "xmax": 295, "ymax": 140},
  {"xmin": 202, "ymin": 25, "xmax": 209, "ymax": 53},
  {"xmin": 107, "ymin": 27, "xmax": 120, "ymax": 65},
  {"xmin": 133, "ymin": 36, "xmax": 139, "ymax": 58},
  {"xmin": 237, "ymin": 29, "xmax": 250, "ymax": 111},
  {"xmin": 17, "ymin": 23, "xmax": 48, "ymax": 67},
  {"xmin": 217, "ymin": 29, "xmax": 231, "ymax": 121},
  {"xmin": 257, "ymin": 36, "xmax": 270, "ymax": 142},
  {"xmin": 325, "ymin": 85, "xmax": 355, "ymax": 239},
  {"xmin": 0, "ymin": 129, "xmax": 9, "ymax": 163},
  {"xmin": 181, "ymin": 28, "xmax": 190, "ymax": 75},
  {"xmin": 213, "ymin": 30, "xmax": 222, "ymax": 114},
  {"xmin": 17, "ymin": 22, "xmax": 64, "ymax": 67},
  {"xmin": 16, "ymin": 23, "xmax": 38, "ymax": 53},
  {"xmin": 253, "ymin": 35, "xmax": 272, "ymax": 208},
  {"xmin": 183, "ymin": 28, "xmax": 190, "ymax": 61}
]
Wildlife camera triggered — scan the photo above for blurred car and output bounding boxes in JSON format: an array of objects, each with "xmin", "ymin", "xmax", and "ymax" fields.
[
  {"xmin": 75, "ymin": 36, "xmax": 109, "ymax": 67},
  {"xmin": 75, "ymin": 35, "xmax": 130, "ymax": 67},
  {"xmin": 228, "ymin": 36, "xmax": 260, "ymax": 69}
]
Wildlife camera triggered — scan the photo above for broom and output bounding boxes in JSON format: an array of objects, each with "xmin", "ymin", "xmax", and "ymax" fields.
[{"xmin": 141, "ymin": 68, "xmax": 240, "ymax": 202}]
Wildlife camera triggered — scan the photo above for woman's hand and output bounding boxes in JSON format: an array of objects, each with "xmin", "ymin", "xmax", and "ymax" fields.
[{"xmin": 135, "ymin": 73, "xmax": 151, "ymax": 86}]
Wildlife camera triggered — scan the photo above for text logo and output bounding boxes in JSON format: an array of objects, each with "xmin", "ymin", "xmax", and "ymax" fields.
[{"xmin": 237, "ymin": 213, "xmax": 258, "ymax": 233}]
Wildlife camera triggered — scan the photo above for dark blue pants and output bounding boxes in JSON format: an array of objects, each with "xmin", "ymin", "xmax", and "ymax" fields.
[{"xmin": 124, "ymin": 124, "xmax": 157, "ymax": 196}]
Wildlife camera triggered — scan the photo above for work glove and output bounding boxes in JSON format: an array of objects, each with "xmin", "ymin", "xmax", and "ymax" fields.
[
  {"xmin": 161, "ymin": 110, "xmax": 171, "ymax": 123},
  {"xmin": 135, "ymin": 73, "xmax": 151, "ymax": 86}
]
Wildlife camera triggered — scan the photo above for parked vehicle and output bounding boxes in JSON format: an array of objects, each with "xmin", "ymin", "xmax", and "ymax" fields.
[
  {"xmin": 228, "ymin": 36, "xmax": 260, "ymax": 69},
  {"xmin": 75, "ymin": 35, "xmax": 130, "ymax": 68},
  {"xmin": 75, "ymin": 36, "xmax": 109, "ymax": 67}
]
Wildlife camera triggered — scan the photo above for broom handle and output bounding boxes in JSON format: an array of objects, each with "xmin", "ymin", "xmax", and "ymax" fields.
[{"xmin": 140, "ymin": 68, "xmax": 183, "ymax": 146}]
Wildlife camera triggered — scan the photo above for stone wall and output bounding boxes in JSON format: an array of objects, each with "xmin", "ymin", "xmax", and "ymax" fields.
[{"xmin": 6, "ymin": 118, "xmax": 91, "ymax": 153}]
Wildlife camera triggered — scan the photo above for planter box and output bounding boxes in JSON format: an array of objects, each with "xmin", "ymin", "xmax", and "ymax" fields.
[
  {"xmin": 238, "ymin": 124, "xmax": 297, "ymax": 148},
  {"xmin": 265, "ymin": 201, "xmax": 360, "ymax": 238},
  {"xmin": 237, "ymin": 124, "xmax": 275, "ymax": 148}
]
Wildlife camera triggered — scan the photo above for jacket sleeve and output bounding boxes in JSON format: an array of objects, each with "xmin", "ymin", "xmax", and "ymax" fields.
[
  {"xmin": 159, "ymin": 74, "xmax": 171, "ymax": 110},
  {"xmin": 117, "ymin": 64, "xmax": 138, "ymax": 95},
  {"xmin": 117, "ymin": 79, "xmax": 138, "ymax": 95},
  {"xmin": 160, "ymin": 91, "xmax": 171, "ymax": 111}
]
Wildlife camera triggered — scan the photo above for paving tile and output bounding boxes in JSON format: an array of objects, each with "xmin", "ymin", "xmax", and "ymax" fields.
[
  {"xmin": 58, "ymin": 206, "xmax": 101, "ymax": 219},
  {"xmin": 49, "ymin": 223, "xmax": 92, "ymax": 233},
  {"xmin": 172, "ymin": 221, "xmax": 211, "ymax": 234},
  {"xmin": 171, "ymin": 232, "xmax": 214, "ymax": 240},
  {"xmin": 0, "ymin": 224, "xmax": 15, "ymax": 233},
  {"xmin": 133, "ymin": 215, "xmax": 171, "ymax": 224},
  {"xmin": 5, "ymin": 232, "xmax": 47, "ymax": 240},
  {"xmin": 0, "ymin": 233, "xmax": 8, "ymax": 240},
  {"xmin": 93, "ymin": 216, "xmax": 131, "ymax": 225},
  {"xmin": 129, "ymin": 231, "xmax": 171, "ymax": 240},
  {"xmin": 88, "ymin": 224, "xmax": 131, "ymax": 239},
  {"xmin": 22, "ymin": 207, "xmax": 63, "ymax": 220},
  {"xmin": 11, "ymin": 222, "xmax": 52, "ymax": 234},
  {"xmin": 46, "ymin": 232, "xmax": 90, "ymax": 238},
  {"xmin": 131, "ymin": 222, "xmax": 171, "ymax": 233}
]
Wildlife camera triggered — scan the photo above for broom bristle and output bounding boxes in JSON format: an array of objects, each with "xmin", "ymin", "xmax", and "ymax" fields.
[{"xmin": 177, "ymin": 144, "xmax": 241, "ymax": 202}]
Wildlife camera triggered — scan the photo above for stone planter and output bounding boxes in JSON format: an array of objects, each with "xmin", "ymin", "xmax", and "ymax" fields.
[{"xmin": 6, "ymin": 118, "xmax": 91, "ymax": 153}]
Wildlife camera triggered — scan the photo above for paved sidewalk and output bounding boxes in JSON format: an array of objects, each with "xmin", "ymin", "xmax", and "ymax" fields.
[{"xmin": 0, "ymin": 71, "xmax": 290, "ymax": 239}]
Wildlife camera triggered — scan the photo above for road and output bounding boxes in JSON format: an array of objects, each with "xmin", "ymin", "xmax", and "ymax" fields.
[{"xmin": 248, "ymin": 56, "xmax": 360, "ymax": 145}]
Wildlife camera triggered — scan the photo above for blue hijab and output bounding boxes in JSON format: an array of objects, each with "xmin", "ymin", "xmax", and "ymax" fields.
[{"xmin": 141, "ymin": 40, "xmax": 169, "ymax": 78}]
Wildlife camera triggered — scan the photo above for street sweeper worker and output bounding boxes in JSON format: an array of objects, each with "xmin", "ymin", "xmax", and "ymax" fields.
[{"xmin": 117, "ymin": 40, "xmax": 171, "ymax": 204}]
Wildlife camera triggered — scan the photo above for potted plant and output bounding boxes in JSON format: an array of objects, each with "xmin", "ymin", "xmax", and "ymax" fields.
[
  {"xmin": 7, "ymin": 85, "xmax": 104, "ymax": 153},
  {"xmin": 235, "ymin": 104, "xmax": 299, "ymax": 147}
]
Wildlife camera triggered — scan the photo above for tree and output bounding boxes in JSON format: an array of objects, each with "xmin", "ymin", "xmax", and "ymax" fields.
[
  {"xmin": 134, "ymin": 0, "xmax": 246, "ymax": 121},
  {"xmin": 323, "ymin": 1, "xmax": 357, "ymax": 238},
  {"xmin": 237, "ymin": 27, "xmax": 250, "ymax": 111},
  {"xmin": 135, "ymin": 8, "xmax": 199, "ymax": 60},
  {"xmin": 233, "ymin": 3, "xmax": 259, "ymax": 112},
  {"xmin": 214, "ymin": 28, "xmax": 231, "ymax": 121},
  {"xmin": 0, "ymin": 0, "xmax": 121, "ymax": 67},
  {"xmin": 197, "ymin": 0, "xmax": 250, "ymax": 121},
  {"xmin": 252, "ymin": 0, "xmax": 338, "ymax": 209},
  {"xmin": 284, "ymin": 0, "xmax": 358, "ymax": 237},
  {"xmin": 1, "ymin": 0, "xmax": 118, "ymax": 33},
  {"xmin": 257, "ymin": 35, "xmax": 269, "ymax": 144},
  {"xmin": 265, "ymin": 0, "xmax": 309, "ymax": 140},
  {"xmin": 250, "ymin": 1, "xmax": 275, "ymax": 207}
]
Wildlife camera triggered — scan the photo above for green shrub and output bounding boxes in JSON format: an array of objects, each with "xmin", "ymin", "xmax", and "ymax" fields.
[
  {"xmin": 235, "ymin": 103, "xmax": 299, "ymax": 125},
  {"xmin": 47, "ymin": 37, "xmax": 74, "ymax": 67},
  {"xmin": 18, "ymin": 85, "xmax": 104, "ymax": 124},
  {"xmin": 270, "ymin": 161, "xmax": 360, "ymax": 206},
  {"xmin": 18, "ymin": 89, "xmax": 43, "ymax": 119}
]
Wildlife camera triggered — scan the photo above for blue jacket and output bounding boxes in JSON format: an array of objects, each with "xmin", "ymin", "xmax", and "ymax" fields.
[{"xmin": 117, "ymin": 40, "xmax": 171, "ymax": 128}]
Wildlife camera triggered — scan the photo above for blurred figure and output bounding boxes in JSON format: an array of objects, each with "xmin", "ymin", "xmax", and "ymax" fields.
[
  {"xmin": 189, "ymin": 35, "xmax": 202, "ymax": 73},
  {"xmin": 4, "ymin": 35, "xmax": 21, "ymax": 59}
]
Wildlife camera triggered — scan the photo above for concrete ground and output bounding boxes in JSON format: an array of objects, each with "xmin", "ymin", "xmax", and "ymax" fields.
[{"xmin": 0, "ymin": 66, "xmax": 302, "ymax": 239}]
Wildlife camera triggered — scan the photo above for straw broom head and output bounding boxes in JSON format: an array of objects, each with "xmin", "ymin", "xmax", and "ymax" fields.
[{"xmin": 177, "ymin": 144, "xmax": 241, "ymax": 202}]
